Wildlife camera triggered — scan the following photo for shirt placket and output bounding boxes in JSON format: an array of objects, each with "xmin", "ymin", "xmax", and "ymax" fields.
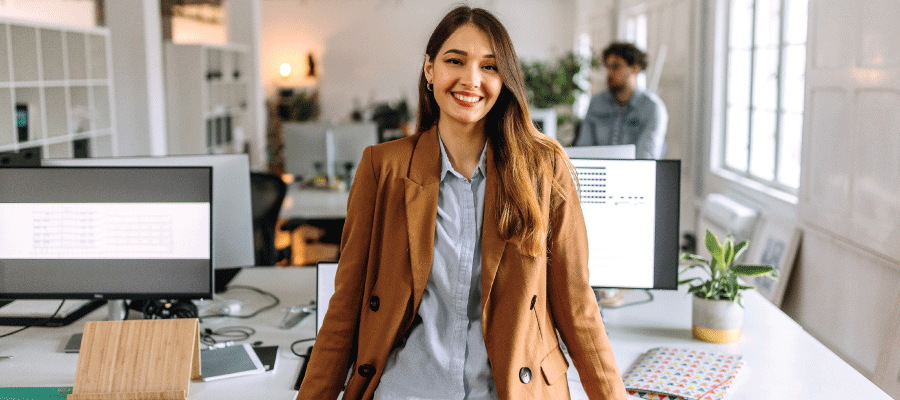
[{"xmin": 452, "ymin": 174, "xmax": 476, "ymax": 395}]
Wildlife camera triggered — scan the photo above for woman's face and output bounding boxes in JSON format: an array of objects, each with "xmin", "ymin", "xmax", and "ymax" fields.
[{"xmin": 424, "ymin": 24, "xmax": 503, "ymax": 130}]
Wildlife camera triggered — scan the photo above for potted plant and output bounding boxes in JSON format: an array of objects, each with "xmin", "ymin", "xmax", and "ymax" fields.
[
  {"xmin": 679, "ymin": 230, "xmax": 777, "ymax": 343},
  {"xmin": 521, "ymin": 52, "xmax": 598, "ymax": 145}
]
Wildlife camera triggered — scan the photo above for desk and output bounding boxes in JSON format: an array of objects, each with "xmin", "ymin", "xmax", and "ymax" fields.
[
  {"xmin": 1, "ymin": 267, "xmax": 892, "ymax": 399},
  {"xmin": 280, "ymin": 186, "xmax": 349, "ymax": 220},
  {"xmin": 567, "ymin": 288, "xmax": 893, "ymax": 399},
  {"xmin": 0, "ymin": 267, "xmax": 315, "ymax": 400}
]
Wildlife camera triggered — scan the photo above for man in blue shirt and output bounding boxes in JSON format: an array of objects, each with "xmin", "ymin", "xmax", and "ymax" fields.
[{"xmin": 576, "ymin": 42, "xmax": 668, "ymax": 159}]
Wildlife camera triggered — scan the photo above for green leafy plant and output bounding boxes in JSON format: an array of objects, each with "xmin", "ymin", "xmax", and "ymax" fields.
[
  {"xmin": 679, "ymin": 230, "xmax": 777, "ymax": 306},
  {"xmin": 521, "ymin": 52, "xmax": 596, "ymax": 109},
  {"xmin": 286, "ymin": 90, "xmax": 320, "ymax": 122}
]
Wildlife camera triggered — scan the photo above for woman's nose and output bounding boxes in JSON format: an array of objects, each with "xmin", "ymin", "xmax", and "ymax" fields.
[{"xmin": 459, "ymin": 65, "xmax": 481, "ymax": 88}]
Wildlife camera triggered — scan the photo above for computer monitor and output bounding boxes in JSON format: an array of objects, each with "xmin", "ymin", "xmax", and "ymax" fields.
[
  {"xmin": 282, "ymin": 121, "xmax": 377, "ymax": 182},
  {"xmin": 43, "ymin": 154, "xmax": 254, "ymax": 292},
  {"xmin": 564, "ymin": 145, "xmax": 637, "ymax": 160},
  {"xmin": 315, "ymin": 262, "xmax": 339, "ymax": 336},
  {"xmin": 569, "ymin": 158, "xmax": 680, "ymax": 290},
  {"xmin": 0, "ymin": 166, "xmax": 213, "ymax": 301}
]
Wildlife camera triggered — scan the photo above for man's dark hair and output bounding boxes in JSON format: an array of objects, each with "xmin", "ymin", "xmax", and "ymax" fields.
[{"xmin": 601, "ymin": 42, "xmax": 648, "ymax": 70}]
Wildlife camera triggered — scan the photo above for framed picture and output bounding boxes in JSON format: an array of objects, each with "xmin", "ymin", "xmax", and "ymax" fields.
[{"xmin": 746, "ymin": 217, "xmax": 802, "ymax": 307}]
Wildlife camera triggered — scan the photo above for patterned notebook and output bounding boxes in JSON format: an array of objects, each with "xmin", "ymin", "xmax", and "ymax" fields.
[{"xmin": 623, "ymin": 347, "xmax": 745, "ymax": 400}]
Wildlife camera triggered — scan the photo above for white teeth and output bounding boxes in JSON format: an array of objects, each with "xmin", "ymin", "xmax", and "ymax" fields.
[{"xmin": 453, "ymin": 93, "xmax": 480, "ymax": 103}]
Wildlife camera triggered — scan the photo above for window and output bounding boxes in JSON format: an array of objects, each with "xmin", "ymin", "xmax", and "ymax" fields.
[
  {"xmin": 623, "ymin": 12, "xmax": 648, "ymax": 90},
  {"xmin": 722, "ymin": 0, "xmax": 808, "ymax": 192}
]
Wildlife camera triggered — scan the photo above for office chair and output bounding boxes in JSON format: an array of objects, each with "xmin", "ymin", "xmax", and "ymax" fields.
[{"xmin": 250, "ymin": 172, "xmax": 289, "ymax": 266}]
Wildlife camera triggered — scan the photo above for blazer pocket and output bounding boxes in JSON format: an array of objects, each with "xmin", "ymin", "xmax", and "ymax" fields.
[{"xmin": 540, "ymin": 347, "xmax": 570, "ymax": 385}]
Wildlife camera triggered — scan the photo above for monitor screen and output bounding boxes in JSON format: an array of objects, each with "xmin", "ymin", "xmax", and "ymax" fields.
[
  {"xmin": 564, "ymin": 145, "xmax": 636, "ymax": 160},
  {"xmin": 43, "ymin": 154, "xmax": 254, "ymax": 271},
  {"xmin": 570, "ymin": 158, "xmax": 680, "ymax": 290},
  {"xmin": 281, "ymin": 121, "xmax": 377, "ymax": 181},
  {"xmin": 315, "ymin": 262, "xmax": 338, "ymax": 336},
  {"xmin": 0, "ymin": 166, "xmax": 212, "ymax": 300}
]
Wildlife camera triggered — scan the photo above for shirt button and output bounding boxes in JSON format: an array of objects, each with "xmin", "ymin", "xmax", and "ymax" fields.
[
  {"xmin": 358, "ymin": 364, "xmax": 376, "ymax": 378},
  {"xmin": 369, "ymin": 296, "xmax": 380, "ymax": 311},
  {"xmin": 519, "ymin": 367, "xmax": 532, "ymax": 384}
]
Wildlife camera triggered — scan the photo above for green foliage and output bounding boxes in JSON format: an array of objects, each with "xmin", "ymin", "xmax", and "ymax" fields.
[
  {"xmin": 679, "ymin": 230, "xmax": 777, "ymax": 305},
  {"xmin": 521, "ymin": 52, "xmax": 595, "ymax": 109},
  {"xmin": 286, "ymin": 90, "xmax": 320, "ymax": 122}
]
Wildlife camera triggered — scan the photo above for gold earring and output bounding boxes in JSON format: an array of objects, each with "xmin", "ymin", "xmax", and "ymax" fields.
[{"xmin": 426, "ymin": 82, "xmax": 434, "ymax": 91}]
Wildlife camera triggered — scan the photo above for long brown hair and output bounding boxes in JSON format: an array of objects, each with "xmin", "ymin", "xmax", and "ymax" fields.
[{"xmin": 417, "ymin": 6, "xmax": 573, "ymax": 257}]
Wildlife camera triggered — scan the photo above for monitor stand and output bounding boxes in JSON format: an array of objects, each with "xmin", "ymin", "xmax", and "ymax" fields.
[
  {"xmin": 594, "ymin": 288, "xmax": 656, "ymax": 313},
  {"xmin": 0, "ymin": 300, "xmax": 105, "ymax": 327},
  {"xmin": 107, "ymin": 300, "xmax": 128, "ymax": 321},
  {"xmin": 64, "ymin": 300, "xmax": 130, "ymax": 354},
  {"xmin": 594, "ymin": 289, "xmax": 624, "ymax": 308}
]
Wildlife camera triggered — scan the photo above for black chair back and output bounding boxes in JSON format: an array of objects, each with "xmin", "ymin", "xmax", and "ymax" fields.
[{"xmin": 250, "ymin": 172, "xmax": 287, "ymax": 266}]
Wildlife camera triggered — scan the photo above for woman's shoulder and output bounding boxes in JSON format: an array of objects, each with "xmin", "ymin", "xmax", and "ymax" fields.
[
  {"xmin": 363, "ymin": 131, "xmax": 423, "ymax": 173},
  {"xmin": 370, "ymin": 132, "xmax": 418, "ymax": 157}
]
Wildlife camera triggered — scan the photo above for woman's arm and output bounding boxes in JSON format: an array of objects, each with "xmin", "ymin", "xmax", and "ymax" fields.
[
  {"xmin": 546, "ymin": 153, "xmax": 627, "ymax": 400},
  {"xmin": 296, "ymin": 146, "xmax": 379, "ymax": 399}
]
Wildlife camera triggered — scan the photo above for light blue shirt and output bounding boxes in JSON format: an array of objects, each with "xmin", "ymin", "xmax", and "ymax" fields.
[
  {"xmin": 576, "ymin": 89, "xmax": 669, "ymax": 159},
  {"xmin": 374, "ymin": 136, "xmax": 495, "ymax": 400}
]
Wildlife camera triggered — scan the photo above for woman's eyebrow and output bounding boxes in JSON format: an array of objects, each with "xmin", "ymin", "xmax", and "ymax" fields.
[{"xmin": 442, "ymin": 49, "xmax": 495, "ymax": 58}]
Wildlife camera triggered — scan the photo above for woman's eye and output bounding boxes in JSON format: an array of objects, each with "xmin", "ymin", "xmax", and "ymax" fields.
[
  {"xmin": 445, "ymin": 58, "xmax": 462, "ymax": 65},
  {"xmin": 483, "ymin": 64, "xmax": 498, "ymax": 71}
]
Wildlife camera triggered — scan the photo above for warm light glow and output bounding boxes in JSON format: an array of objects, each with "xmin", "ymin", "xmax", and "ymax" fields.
[{"xmin": 280, "ymin": 63, "xmax": 291, "ymax": 78}]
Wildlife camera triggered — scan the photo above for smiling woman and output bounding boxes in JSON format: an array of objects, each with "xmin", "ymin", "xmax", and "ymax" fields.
[{"xmin": 296, "ymin": 6, "xmax": 627, "ymax": 400}]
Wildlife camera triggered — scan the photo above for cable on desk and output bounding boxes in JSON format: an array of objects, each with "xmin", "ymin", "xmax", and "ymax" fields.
[
  {"xmin": 0, "ymin": 300, "xmax": 66, "ymax": 339},
  {"xmin": 199, "ymin": 325, "xmax": 257, "ymax": 346},
  {"xmin": 290, "ymin": 337, "xmax": 316, "ymax": 357},
  {"xmin": 198, "ymin": 284, "xmax": 280, "ymax": 321}
]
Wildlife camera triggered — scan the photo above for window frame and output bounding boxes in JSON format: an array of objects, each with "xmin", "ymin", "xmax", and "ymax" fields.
[{"xmin": 717, "ymin": 0, "xmax": 806, "ymax": 197}]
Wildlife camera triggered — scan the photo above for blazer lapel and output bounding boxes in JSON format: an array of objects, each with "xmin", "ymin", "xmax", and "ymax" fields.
[
  {"xmin": 480, "ymin": 145, "xmax": 508, "ymax": 307},
  {"xmin": 405, "ymin": 127, "xmax": 441, "ymax": 307}
]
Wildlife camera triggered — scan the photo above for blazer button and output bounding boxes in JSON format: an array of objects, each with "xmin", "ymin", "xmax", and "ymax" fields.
[
  {"xmin": 519, "ymin": 367, "xmax": 532, "ymax": 384},
  {"xmin": 369, "ymin": 296, "xmax": 380, "ymax": 311},
  {"xmin": 358, "ymin": 364, "xmax": 376, "ymax": 378}
]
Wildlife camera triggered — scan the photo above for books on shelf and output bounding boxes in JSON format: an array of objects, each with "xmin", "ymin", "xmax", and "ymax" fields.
[{"xmin": 623, "ymin": 347, "xmax": 744, "ymax": 400}]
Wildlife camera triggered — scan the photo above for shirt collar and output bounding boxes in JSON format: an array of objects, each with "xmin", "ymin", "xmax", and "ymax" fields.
[
  {"xmin": 606, "ymin": 88, "xmax": 644, "ymax": 108},
  {"xmin": 438, "ymin": 133, "xmax": 488, "ymax": 181}
]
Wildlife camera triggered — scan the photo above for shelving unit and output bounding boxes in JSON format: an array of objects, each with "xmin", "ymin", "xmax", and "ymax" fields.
[
  {"xmin": 164, "ymin": 42, "xmax": 249, "ymax": 155},
  {"xmin": 0, "ymin": 17, "xmax": 116, "ymax": 159}
]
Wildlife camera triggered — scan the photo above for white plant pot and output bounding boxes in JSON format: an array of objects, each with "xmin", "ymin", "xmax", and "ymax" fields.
[{"xmin": 691, "ymin": 295, "xmax": 744, "ymax": 343}]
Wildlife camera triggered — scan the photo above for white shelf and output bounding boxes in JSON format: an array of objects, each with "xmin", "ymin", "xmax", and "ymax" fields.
[
  {"xmin": 0, "ymin": 16, "xmax": 116, "ymax": 160},
  {"xmin": 165, "ymin": 42, "xmax": 250, "ymax": 156}
]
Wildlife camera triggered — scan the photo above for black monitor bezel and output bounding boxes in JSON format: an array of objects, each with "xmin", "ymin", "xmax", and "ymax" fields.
[{"xmin": 0, "ymin": 165, "xmax": 214, "ymax": 300}]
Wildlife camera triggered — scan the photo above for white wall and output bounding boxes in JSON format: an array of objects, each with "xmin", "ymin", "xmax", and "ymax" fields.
[
  {"xmin": 691, "ymin": 0, "xmax": 900, "ymax": 394},
  {"xmin": 261, "ymin": 0, "xmax": 575, "ymax": 122},
  {"xmin": 785, "ymin": 0, "xmax": 900, "ymax": 390}
]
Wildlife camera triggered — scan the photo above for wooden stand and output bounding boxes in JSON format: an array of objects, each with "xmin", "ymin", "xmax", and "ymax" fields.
[{"xmin": 67, "ymin": 318, "xmax": 201, "ymax": 400}]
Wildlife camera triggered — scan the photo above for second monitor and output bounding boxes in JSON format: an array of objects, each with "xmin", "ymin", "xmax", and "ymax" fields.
[
  {"xmin": 44, "ymin": 154, "xmax": 254, "ymax": 292},
  {"xmin": 570, "ymin": 158, "xmax": 680, "ymax": 290}
]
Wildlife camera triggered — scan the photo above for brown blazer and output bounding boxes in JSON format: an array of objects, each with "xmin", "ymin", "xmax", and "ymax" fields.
[{"xmin": 296, "ymin": 127, "xmax": 626, "ymax": 400}]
